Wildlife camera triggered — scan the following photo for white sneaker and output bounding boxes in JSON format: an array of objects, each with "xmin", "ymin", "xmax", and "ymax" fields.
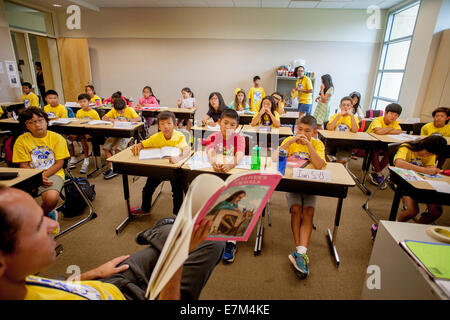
[
  {"xmin": 68, "ymin": 157, "xmax": 78, "ymax": 169},
  {"xmin": 80, "ymin": 159, "xmax": 90, "ymax": 174}
]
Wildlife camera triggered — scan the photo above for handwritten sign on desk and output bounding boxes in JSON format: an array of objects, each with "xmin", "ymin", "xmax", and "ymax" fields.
[{"xmin": 292, "ymin": 168, "xmax": 331, "ymax": 182}]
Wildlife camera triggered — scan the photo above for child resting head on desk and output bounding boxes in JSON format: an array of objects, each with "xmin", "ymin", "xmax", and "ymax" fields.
[
  {"xmin": 131, "ymin": 111, "xmax": 191, "ymax": 215},
  {"xmin": 102, "ymin": 98, "xmax": 140, "ymax": 180},
  {"xmin": 12, "ymin": 107, "xmax": 69, "ymax": 234},
  {"xmin": 279, "ymin": 114, "xmax": 326, "ymax": 280},
  {"xmin": 250, "ymin": 96, "xmax": 281, "ymax": 128},
  {"xmin": 67, "ymin": 93, "xmax": 100, "ymax": 174},
  {"xmin": 421, "ymin": 107, "xmax": 450, "ymax": 137},
  {"xmin": 366, "ymin": 103, "xmax": 403, "ymax": 187},
  {"xmin": 326, "ymin": 96, "xmax": 360, "ymax": 165},
  {"xmin": 393, "ymin": 134, "xmax": 447, "ymax": 224}
]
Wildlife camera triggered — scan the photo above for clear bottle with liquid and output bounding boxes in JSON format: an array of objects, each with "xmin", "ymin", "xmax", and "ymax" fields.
[{"xmin": 251, "ymin": 145, "xmax": 261, "ymax": 170}]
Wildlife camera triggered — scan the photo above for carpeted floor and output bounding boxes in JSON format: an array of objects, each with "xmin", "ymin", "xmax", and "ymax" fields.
[{"xmin": 35, "ymin": 144, "xmax": 450, "ymax": 300}]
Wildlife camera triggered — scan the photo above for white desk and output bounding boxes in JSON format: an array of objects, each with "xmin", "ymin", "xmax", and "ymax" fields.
[{"xmin": 361, "ymin": 220, "xmax": 449, "ymax": 300}]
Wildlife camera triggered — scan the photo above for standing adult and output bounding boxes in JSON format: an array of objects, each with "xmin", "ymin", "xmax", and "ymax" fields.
[
  {"xmin": 35, "ymin": 62, "xmax": 45, "ymax": 104},
  {"xmin": 313, "ymin": 74, "xmax": 334, "ymax": 129},
  {"xmin": 291, "ymin": 66, "xmax": 313, "ymax": 128}
]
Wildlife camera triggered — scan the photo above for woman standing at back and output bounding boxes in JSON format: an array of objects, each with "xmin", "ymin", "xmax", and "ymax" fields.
[{"xmin": 313, "ymin": 74, "xmax": 334, "ymax": 129}]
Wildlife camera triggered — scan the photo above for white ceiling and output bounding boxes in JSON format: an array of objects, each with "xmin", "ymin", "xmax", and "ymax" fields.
[{"xmin": 32, "ymin": 0, "xmax": 405, "ymax": 10}]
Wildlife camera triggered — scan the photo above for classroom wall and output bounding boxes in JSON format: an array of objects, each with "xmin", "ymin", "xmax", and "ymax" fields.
[
  {"xmin": 0, "ymin": 0, "xmax": 22, "ymax": 102},
  {"xmin": 54, "ymin": 7, "xmax": 385, "ymax": 118}
]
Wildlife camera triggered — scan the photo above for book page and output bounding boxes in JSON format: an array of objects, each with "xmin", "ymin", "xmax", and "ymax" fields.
[
  {"xmin": 139, "ymin": 148, "xmax": 162, "ymax": 160},
  {"xmin": 391, "ymin": 167, "xmax": 424, "ymax": 181},
  {"xmin": 88, "ymin": 120, "xmax": 112, "ymax": 125},
  {"xmin": 195, "ymin": 172, "xmax": 282, "ymax": 242},
  {"xmin": 161, "ymin": 146, "xmax": 181, "ymax": 158},
  {"xmin": 49, "ymin": 118, "xmax": 74, "ymax": 126},
  {"xmin": 185, "ymin": 153, "xmax": 212, "ymax": 170},
  {"xmin": 114, "ymin": 121, "xmax": 132, "ymax": 129}
]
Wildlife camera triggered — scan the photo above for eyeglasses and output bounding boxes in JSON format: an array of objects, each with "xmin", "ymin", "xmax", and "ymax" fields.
[{"xmin": 26, "ymin": 118, "xmax": 46, "ymax": 126}]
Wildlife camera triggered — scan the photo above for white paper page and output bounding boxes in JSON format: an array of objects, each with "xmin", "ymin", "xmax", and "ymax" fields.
[
  {"xmin": 88, "ymin": 120, "xmax": 112, "ymax": 125},
  {"xmin": 113, "ymin": 121, "xmax": 132, "ymax": 129},
  {"xmin": 391, "ymin": 167, "xmax": 425, "ymax": 181},
  {"xmin": 435, "ymin": 279, "xmax": 450, "ymax": 298},
  {"xmin": 161, "ymin": 146, "xmax": 181, "ymax": 158},
  {"xmin": 426, "ymin": 180, "xmax": 450, "ymax": 194},
  {"xmin": 49, "ymin": 118, "xmax": 74, "ymax": 125},
  {"xmin": 387, "ymin": 133, "xmax": 419, "ymax": 141},
  {"xmin": 186, "ymin": 153, "xmax": 212, "ymax": 170},
  {"xmin": 284, "ymin": 112, "xmax": 298, "ymax": 117},
  {"xmin": 139, "ymin": 149, "xmax": 162, "ymax": 160},
  {"xmin": 65, "ymin": 102, "xmax": 78, "ymax": 108},
  {"xmin": 235, "ymin": 156, "xmax": 251, "ymax": 169},
  {"xmin": 292, "ymin": 168, "xmax": 331, "ymax": 182}
]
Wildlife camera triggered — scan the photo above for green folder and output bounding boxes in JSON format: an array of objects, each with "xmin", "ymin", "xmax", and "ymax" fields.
[{"xmin": 402, "ymin": 240, "xmax": 450, "ymax": 280}]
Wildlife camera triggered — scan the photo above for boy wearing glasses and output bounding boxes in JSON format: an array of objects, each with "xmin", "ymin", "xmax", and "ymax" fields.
[{"xmin": 13, "ymin": 107, "xmax": 69, "ymax": 223}]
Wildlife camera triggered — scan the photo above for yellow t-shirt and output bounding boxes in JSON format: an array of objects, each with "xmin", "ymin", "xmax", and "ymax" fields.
[
  {"xmin": 248, "ymin": 87, "xmax": 266, "ymax": 112},
  {"xmin": 281, "ymin": 136, "xmax": 326, "ymax": 162},
  {"xmin": 394, "ymin": 146, "xmax": 436, "ymax": 167},
  {"xmin": 420, "ymin": 122, "xmax": 450, "ymax": 137},
  {"xmin": 142, "ymin": 130, "xmax": 188, "ymax": 149},
  {"xmin": 278, "ymin": 101, "xmax": 285, "ymax": 114},
  {"xmin": 76, "ymin": 108, "xmax": 100, "ymax": 121},
  {"xmin": 366, "ymin": 116, "xmax": 401, "ymax": 134},
  {"xmin": 327, "ymin": 113, "xmax": 360, "ymax": 132},
  {"xmin": 12, "ymin": 131, "xmax": 70, "ymax": 181},
  {"xmin": 0, "ymin": 106, "xmax": 3, "ymax": 117},
  {"xmin": 291, "ymin": 76, "xmax": 313, "ymax": 104},
  {"xmin": 24, "ymin": 276, "xmax": 125, "ymax": 300},
  {"xmin": 104, "ymin": 107, "xmax": 139, "ymax": 121},
  {"xmin": 90, "ymin": 95, "xmax": 102, "ymax": 104},
  {"xmin": 21, "ymin": 92, "xmax": 40, "ymax": 108},
  {"xmin": 44, "ymin": 104, "xmax": 68, "ymax": 119},
  {"xmin": 252, "ymin": 110, "xmax": 280, "ymax": 127}
]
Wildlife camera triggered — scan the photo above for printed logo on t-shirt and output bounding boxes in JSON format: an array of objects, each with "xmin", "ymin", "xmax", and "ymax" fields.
[
  {"xmin": 117, "ymin": 115, "xmax": 127, "ymax": 121},
  {"xmin": 291, "ymin": 151, "xmax": 310, "ymax": 160},
  {"xmin": 47, "ymin": 112, "xmax": 57, "ymax": 119},
  {"xmin": 24, "ymin": 99, "xmax": 30, "ymax": 108},
  {"xmin": 336, "ymin": 124, "xmax": 350, "ymax": 132},
  {"xmin": 253, "ymin": 91, "xmax": 262, "ymax": 103},
  {"xmin": 411, "ymin": 159, "xmax": 424, "ymax": 167},
  {"xmin": 30, "ymin": 145, "xmax": 55, "ymax": 170}
]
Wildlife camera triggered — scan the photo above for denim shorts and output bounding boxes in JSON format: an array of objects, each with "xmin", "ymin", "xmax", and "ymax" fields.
[{"xmin": 298, "ymin": 103, "xmax": 312, "ymax": 114}]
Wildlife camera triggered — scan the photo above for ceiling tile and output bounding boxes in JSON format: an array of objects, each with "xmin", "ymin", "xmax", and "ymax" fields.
[
  {"xmin": 233, "ymin": 0, "xmax": 261, "ymax": 7},
  {"xmin": 288, "ymin": 1, "xmax": 319, "ymax": 9},
  {"xmin": 262, "ymin": 1, "xmax": 290, "ymax": 8},
  {"xmin": 316, "ymin": 1, "xmax": 346, "ymax": 8}
]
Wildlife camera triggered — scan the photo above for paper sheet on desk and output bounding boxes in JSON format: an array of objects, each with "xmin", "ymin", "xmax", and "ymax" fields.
[
  {"xmin": 391, "ymin": 167, "xmax": 425, "ymax": 181},
  {"xmin": 387, "ymin": 133, "xmax": 419, "ymax": 141},
  {"xmin": 49, "ymin": 118, "xmax": 75, "ymax": 125},
  {"xmin": 235, "ymin": 156, "xmax": 251, "ymax": 169},
  {"xmin": 186, "ymin": 154, "xmax": 211, "ymax": 170},
  {"xmin": 88, "ymin": 120, "xmax": 112, "ymax": 125},
  {"xmin": 426, "ymin": 180, "xmax": 450, "ymax": 194},
  {"xmin": 292, "ymin": 168, "xmax": 331, "ymax": 182}
]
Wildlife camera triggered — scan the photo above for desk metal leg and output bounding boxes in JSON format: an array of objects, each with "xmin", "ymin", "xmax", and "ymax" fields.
[
  {"xmin": 389, "ymin": 188, "xmax": 402, "ymax": 221},
  {"xmin": 347, "ymin": 149, "xmax": 372, "ymax": 195},
  {"xmin": 254, "ymin": 205, "xmax": 267, "ymax": 256},
  {"xmin": 116, "ymin": 174, "xmax": 133, "ymax": 234},
  {"xmin": 327, "ymin": 197, "xmax": 343, "ymax": 267}
]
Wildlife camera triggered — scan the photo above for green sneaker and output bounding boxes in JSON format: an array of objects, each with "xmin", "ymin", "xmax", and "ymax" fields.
[{"xmin": 288, "ymin": 251, "xmax": 309, "ymax": 279}]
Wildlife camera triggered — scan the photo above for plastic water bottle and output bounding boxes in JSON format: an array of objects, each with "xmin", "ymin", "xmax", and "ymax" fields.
[
  {"xmin": 278, "ymin": 149, "xmax": 287, "ymax": 175},
  {"xmin": 251, "ymin": 145, "xmax": 261, "ymax": 170}
]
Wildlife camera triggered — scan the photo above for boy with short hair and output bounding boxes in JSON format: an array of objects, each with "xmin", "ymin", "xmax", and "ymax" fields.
[
  {"xmin": 67, "ymin": 93, "xmax": 101, "ymax": 173},
  {"xmin": 43, "ymin": 90, "xmax": 68, "ymax": 119},
  {"xmin": 205, "ymin": 108, "xmax": 246, "ymax": 263},
  {"xmin": 248, "ymin": 76, "xmax": 266, "ymax": 113},
  {"xmin": 131, "ymin": 111, "xmax": 191, "ymax": 215},
  {"xmin": 279, "ymin": 115, "xmax": 326, "ymax": 279},
  {"xmin": 12, "ymin": 107, "xmax": 69, "ymax": 223},
  {"xmin": 20, "ymin": 82, "xmax": 39, "ymax": 109},
  {"xmin": 102, "ymin": 98, "xmax": 140, "ymax": 179},
  {"xmin": 326, "ymin": 96, "xmax": 359, "ymax": 164},
  {"xmin": 421, "ymin": 107, "xmax": 450, "ymax": 137},
  {"xmin": 366, "ymin": 103, "xmax": 403, "ymax": 186}
]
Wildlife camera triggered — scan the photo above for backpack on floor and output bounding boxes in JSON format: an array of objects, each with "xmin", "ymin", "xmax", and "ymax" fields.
[{"xmin": 61, "ymin": 177, "xmax": 96, "ymax": 217}]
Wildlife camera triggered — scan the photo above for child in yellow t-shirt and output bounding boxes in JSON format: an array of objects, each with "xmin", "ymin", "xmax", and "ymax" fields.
[
  {"xmin": 85, "ymin": 85, "xmax": 102, "ymax": 105},
  {"xmin": 250, "ymin": 96, "xmax": 281, "ymax": 128},
  {"xmin": 271, "ymin": 92, "xmax": 286, "ymax": 115},
  {"xmin": 248, "ymin": 76, "xmax": 266, "ymax": 112},
  {"xmin": 421, "ymin": 107, "xmax": 450, "ymax": 137},
  {"xmin": 366, "ymin": 103, "xmax": 403, "ymax": 187},
  {"xmin": 326, "ymin": 96, "xmax": 359, "ymax": 164},
  {"xmin": 12, "ymin": 107, "xmax": 69, "ymax": 221},
  {"xmin": 43, "ymin": 90, "xmax": 68, "ymax": 119},
  {"xmin": 394, "ymin": 134, "xmax": 447, "ymax": 224},
  {"xmin": 67, "ymin": 94, "xmax": 100, "ymax": 174},
  {"xmin": 131, "ymin": 111, "xmax": 190, "ymax": 215},
  {"xmin": 21, "ymin": 82, "xmax": 40, "ymax": 108},
  {"xmin": 279, "ymin": 115, "xmax": 326, "ymax": 279}
]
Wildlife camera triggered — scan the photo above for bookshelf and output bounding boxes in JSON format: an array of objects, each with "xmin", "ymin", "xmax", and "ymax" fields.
[{"xmin": 274, "ymin": 72, "xmax": 315, "ymax": 111}]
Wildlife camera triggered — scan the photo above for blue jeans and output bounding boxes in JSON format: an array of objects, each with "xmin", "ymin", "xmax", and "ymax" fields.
[{"xmin": 298, "ymin": 103, "xmax": 312, "ymax": 114}]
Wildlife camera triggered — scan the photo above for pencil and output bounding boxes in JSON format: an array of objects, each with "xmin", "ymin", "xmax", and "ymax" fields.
[{"xmin": 135, "ymin": 141, "xmax": 137, "ymax": 156}]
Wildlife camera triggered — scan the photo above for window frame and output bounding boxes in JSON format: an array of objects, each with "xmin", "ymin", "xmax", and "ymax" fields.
[{"xmin": 371, "ymin": 0, "xmax": 421, "ymax": 111}]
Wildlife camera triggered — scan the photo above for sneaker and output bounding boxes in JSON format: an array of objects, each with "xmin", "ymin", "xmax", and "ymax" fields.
[
  {"xmin": 376, "ymin": 173, "xmax": 385, "ymax": 186},
  {"xmin": 223, "ymin": 242, "xmax": 237, "ymax": 263},
  {"xmin": 135, "ymin": 217, "xmax": 175, "ymax": 245},
  {"xmin": 103, "ymin": 169, "xmax": 118, "ymax": 180},
  {"xmin": 80, "ymin": 159, "xmax": 90, "ymax": 174},
  {"xmin": 130, "ymin": 206, "xmax": 151, "ymax": 216},
  {"xmin": 288, "ymin": 251, "xmax": 309, "ymax": 279},
  {"xmin": 68, "ymin": 157, "xmax": 78, "ymax": 169},
  {"xmin": 369, "ymin": 172, "xmax": 380, "ymax": 186},
  {"xmin": 47, "ymin": 210, "xmax": 60, "ymax": 236}
]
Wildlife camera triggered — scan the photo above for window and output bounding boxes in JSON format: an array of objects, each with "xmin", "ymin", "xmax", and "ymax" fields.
[
  {"xmin": 371, "ymin": 1, "xmax": 420, "ymax": 111},
  {"xmin": 4, "ymin": 1, "xmax": 54, "ymax": 36}
]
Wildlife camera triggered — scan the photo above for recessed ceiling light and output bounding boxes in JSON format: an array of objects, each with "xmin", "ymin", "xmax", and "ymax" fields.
[{"xmin": 52, "ymin": 4, "xmax": 62, "ymax": 7}]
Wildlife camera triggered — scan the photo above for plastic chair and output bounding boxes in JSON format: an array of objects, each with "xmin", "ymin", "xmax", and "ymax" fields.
[{"xmin": 362, "ymin": 142, "xmax": 402, "ymax": 223}]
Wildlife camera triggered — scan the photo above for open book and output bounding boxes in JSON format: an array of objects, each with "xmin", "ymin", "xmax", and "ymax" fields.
[
  {"xmin": 145, "ymin": 171, "xmax": 282, "ymax": 300},
  {"xmin": 139, "ymin": 147, "xmax": 181, "ymax": 160},
  {"xmin": 49, "ymin": 118, "xmax": 75, "ymax": 126}
]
